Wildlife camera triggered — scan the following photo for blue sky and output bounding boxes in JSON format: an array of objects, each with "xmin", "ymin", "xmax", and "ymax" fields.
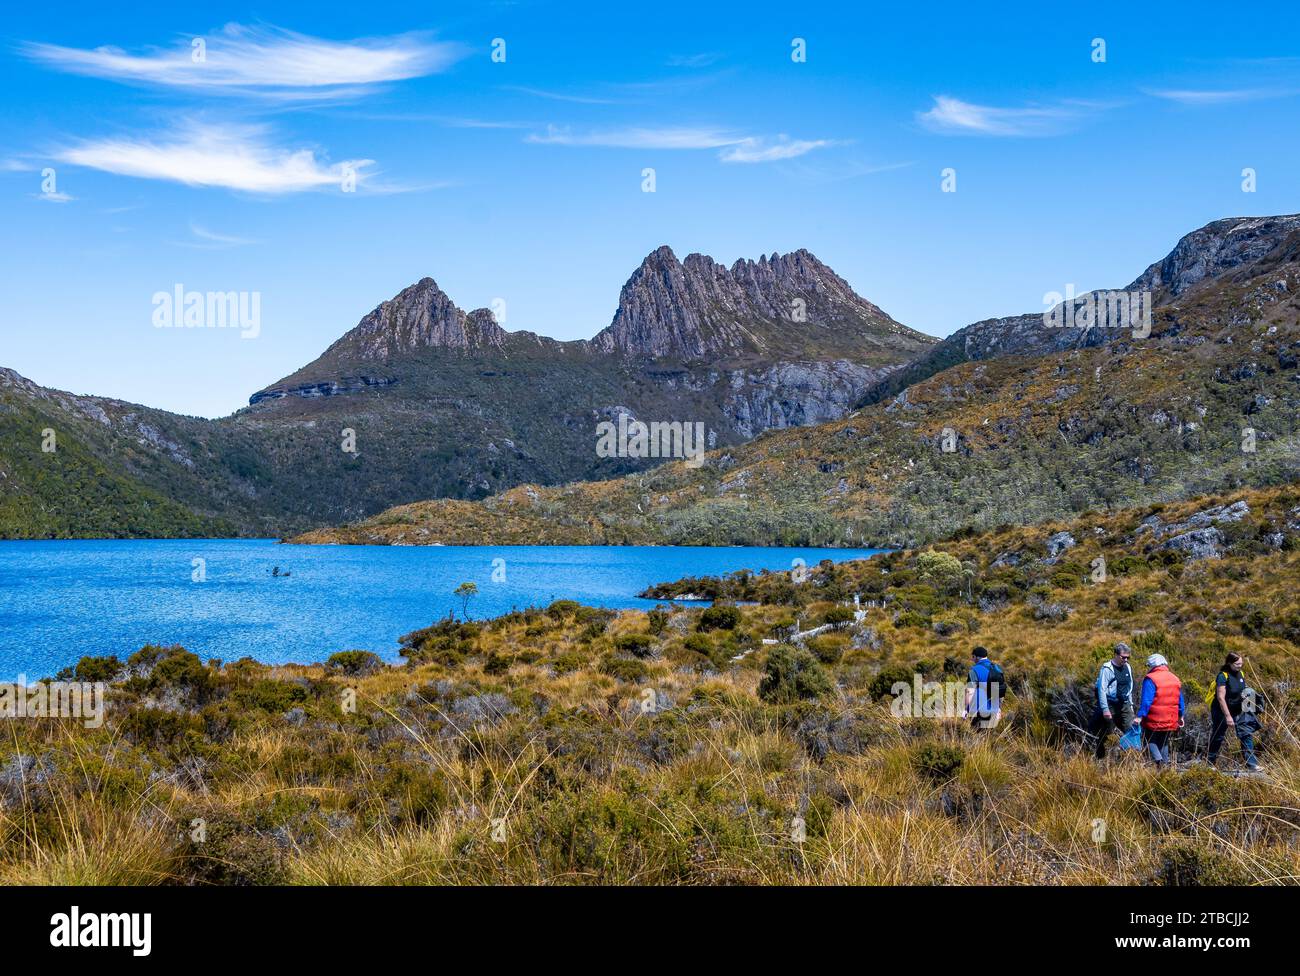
[{"xmin": 2, "ymin": 0, "xmax": 1298, "ymax": 418}]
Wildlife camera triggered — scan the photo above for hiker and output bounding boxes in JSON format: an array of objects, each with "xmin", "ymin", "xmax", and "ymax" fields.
[
  {"xmin": 1207, "ymin": 653, "xmax": 1261, "ymax": 771},
  {"xmin": 964, "ymin": 646, "xmax": 1004, "ymax": 729},
  {"xmin": 1135, "ymin": 653, "xmax": 1184, "ymax": 767},
  {"xmin": 1088, "ymin": 641, "xmax": 1136, "ymax": 759}
]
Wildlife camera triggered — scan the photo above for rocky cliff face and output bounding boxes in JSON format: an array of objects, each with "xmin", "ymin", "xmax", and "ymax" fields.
[
  {"xmin": 722, "ymin": 361, "xmax": 898, "ymax": 438},
  {"xmin": 1128, "ymin": 215, "xmax": 1300, "ymax": 300},
  {"xmin": 325, "ymin": 277, "xmax": 509, "ymax": 361},
  {"xmin": 247, "ymin": 375, "xmax": 398, "ymax": 405},
  {"xmin": 590, "ymin": 246, "xmax": 925, "ymax": 360},
  {"xmin": 197, "ymin": 244, "xmax": 931, "ymax": 533}
]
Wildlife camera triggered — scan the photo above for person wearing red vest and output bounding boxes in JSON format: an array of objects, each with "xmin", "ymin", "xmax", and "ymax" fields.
[{"xmin": 1135, "ymin": 653, "xmax": 1185, "ymax": 767}]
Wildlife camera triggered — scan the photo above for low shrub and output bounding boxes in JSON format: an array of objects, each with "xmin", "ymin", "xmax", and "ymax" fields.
[
  {"xmin": 614, "ymin": 633, "xmax": 656, "ymax": 658},
  {"xmin": 698, "ymin": 605, "xmax": 742, "ymax": 631},
  {"xmin": 326, "ymin": 650, "xmax": 383, "ymax": 676},
  {"xmin": 758, "ymin": 646, "xmax": 832, "ymax": 704},
  {"xmin": 910, "ymin": 743, "xmax": 965, "ymax": 782}
]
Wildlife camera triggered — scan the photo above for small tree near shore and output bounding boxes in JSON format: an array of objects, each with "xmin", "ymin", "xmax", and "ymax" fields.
[{"xmin": 454, "ymin": 581, "xmax": 479, "ymax": 619}]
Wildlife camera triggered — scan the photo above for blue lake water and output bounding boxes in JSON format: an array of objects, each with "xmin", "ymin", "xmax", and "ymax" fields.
[{"xmin": 0, "ymin": 540, "xmax": 885, "ymax": 676}]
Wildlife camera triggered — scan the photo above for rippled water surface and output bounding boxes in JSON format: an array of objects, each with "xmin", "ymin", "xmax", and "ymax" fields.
[{"xmin": 0, "ymin": 540, "xmax": 885, "ymax": 674}]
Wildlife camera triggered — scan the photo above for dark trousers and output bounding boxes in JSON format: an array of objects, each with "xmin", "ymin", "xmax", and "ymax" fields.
[
  {"xmin": 1143, "ymin": 728, "xmax": 1174, "ymax": 765},
  {"xmin": 1208, "ymin": 712, "xmax": 1257, "ymax": 768},
  {"xmin": 1088, "ymin": 701, "xmax": 1134, "ymax": 757}
]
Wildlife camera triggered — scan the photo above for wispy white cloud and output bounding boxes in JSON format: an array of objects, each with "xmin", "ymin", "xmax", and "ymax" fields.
[
  {"xmin": 504, "ymin": 71, "xmax": 732, "ymax": 105},
  {"xmin": 720, "ymin": 137, "xmax": 837, "ymax": 163},
  {"xmin": 526, "ymin": 125, "xmax": 836, "ymax": 163},
  {"xmin": 436, "ymin": 117, "xmax": 533, "ymax": 130},
  {"xmin": 336, "ymin": 111, "xmax": 534, "ymax": 129},
  {"xmin": 173, "ymin": 222, "xmax": 259, "ymax": 249},
  {"xmin": 505, "ymin": 86, "xmax": 621, "ymax": 105},
  {"xmin": 1145, "ymin": 86, "xmax": 1294, "ymax": 104},
  {"xmin": 667, "ymin": 52, "xmax": 722, "ymax": 68},
  {"xmin": 2, "ymin": 158, "xmax": 36, "ymax": 172},
  {"xmin": 526, "ymin": 125, "xmax": 743, "ymax": 149},
  {"xmin": 22, "ymin": 24, "xmax": 466, "ymax": 101},
  {"xmin": 917, "ymin": 95, "xmax": 1084, "ymax": 136},
  {"xmin": 771, "ymin": 159, "xmax": 913, "ymax": 183},
  {"xmin": 612, "ymin": 71, "xmax": 735, "ymax": 96},
  {"xmin": 355, "ymin": 176, "xmax": 458, "ymax": 196},
  {"xmin": 55, "ymin": 122, "xmax": 372, "ymax": 194},
  {"xmin": 33, "ymin": 190, "xmax": 75, "ymax": 203}
]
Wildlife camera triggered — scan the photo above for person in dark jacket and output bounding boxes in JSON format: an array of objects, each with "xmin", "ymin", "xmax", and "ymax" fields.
[
  {"xmin": 1088, "ymin": 642, "xmax": 1136, "ymax": 759},
  {"xmin": 1135, "ymin": 653, "xmax": 1184, "ymax": 767},
  {"xmin": 1207, "ymin": 653, "xmax": 1260, "ymax": 770}
]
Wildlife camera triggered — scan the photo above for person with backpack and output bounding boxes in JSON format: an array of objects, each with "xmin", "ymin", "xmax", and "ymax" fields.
[
  {"xmin": 1207, "ymin": 653, "xmax": 1261, "ymax": 771},
  {"xmin": 1135, "ymin": 653, "xmax": 1184, "ymax": 767},
  {"xmin": 964, "ymin": 646, "xmax": 1005, "ymax": 729},
  {"xmin": 1088, "ymin": 641, "xmax": 1137, "ymax": 759}
]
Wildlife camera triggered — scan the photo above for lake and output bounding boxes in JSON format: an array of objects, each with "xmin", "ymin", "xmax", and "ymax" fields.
[{"xmin": 0, "ymin": 540, "xmax": 885, "ymax": 676}]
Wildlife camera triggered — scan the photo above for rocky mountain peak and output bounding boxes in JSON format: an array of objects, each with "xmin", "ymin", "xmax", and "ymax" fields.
[
  {"xmin": 592, "ymin": 245, "xmax": 925, "ymax": 361},
  {"xmin": 328, "ymin": 276, "xmax": 507, "ymax": 361},
  {"xmin": 1128, "ymin": 213, "xmax": 1300, "ymax": 300}
]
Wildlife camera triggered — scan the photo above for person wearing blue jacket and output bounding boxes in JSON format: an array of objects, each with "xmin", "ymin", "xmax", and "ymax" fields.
[
  {"xmin": 963, "ymin": 646, "xmax": 1003, "ymax": 729},
  {"xmin": 1135, "ymin": 653, "xmax": 1185, "ymax": 767},
  {"xmin": 1088, "ymin": 642, "xmax": 1136, "ymax": 759}
]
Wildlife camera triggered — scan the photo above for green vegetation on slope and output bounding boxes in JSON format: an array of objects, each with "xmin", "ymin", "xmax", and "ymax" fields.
[{"xmin": 0, "ymin": 394, "xmax": 234, "ymax": 538}]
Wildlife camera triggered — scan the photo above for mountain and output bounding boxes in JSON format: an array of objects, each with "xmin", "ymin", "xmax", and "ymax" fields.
[
  {"xmin": 251, "ymin": 246, "xmax": 928, "ymax": 401},
  {"xmin": 0, "ymin": 247, "xmax": 932, "ymax": 538},
  {"xmin": 590, "ymin": 246, "xmax": 923, "ymax": 362},
  {"xmin": 860, "ymin": 214, "xmax": 1300, "ymax": 407},
  {"xmin": 294, "ymin": 213, "xmax": 1300, "ymax": 548}
]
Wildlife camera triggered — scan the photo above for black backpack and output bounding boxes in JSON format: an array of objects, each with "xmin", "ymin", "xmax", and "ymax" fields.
[{"xmin": 982, "ymin": 660, "xmax": 1008, "ymax": 701}]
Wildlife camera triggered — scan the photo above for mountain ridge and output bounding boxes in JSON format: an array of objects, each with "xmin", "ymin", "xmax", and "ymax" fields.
[
  {"xmin": 858, "ymin": 212, "xmax": 1300, "ymax": 408},
  {"xmin": 7, "ymin": 215, "xmax": 1300, "ymax": 542},
  {"xmin": 292, "ymin": 213, "xmax": 1300, "ymax": 549},
  {"xmin": 250, "ymin": 244, "xmax": 931, "ymax": 405},
  {"xmin": 2, "ymin": 244, "xmax": 931, "ymax": 538}
]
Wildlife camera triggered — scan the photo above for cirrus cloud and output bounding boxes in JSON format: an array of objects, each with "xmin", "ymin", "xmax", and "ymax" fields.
[
  {"xmin": 22, "ymin": 24, "xmax": 467, "ymax": 101},
  {"xmin": 55, "ymin": 122, "xmax": 372, "ymax": 194},
  {"xmin": 1144, "ymin": 86, "xmax": 1295, "ymax": 105},
  {"xmin": 917, "ymin": 95, "xmax": 1086, "ymax": 136},
  {"xmin": 526, "ymin": 125, "xmax": 836, "ymax": 162},
  {"xmin": 720, "ymin": 137, "xmax": 837, "ymax": 164},
  {"xmin": 525, "ymin": 125, "xmax": 743, "ymax": 149}
]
